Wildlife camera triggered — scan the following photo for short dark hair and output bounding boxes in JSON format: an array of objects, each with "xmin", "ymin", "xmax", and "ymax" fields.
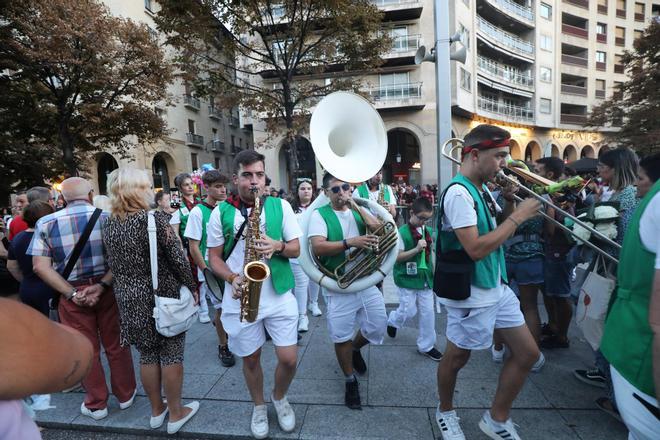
[
  {"xmin": 464, "ymin": 124, "xmax": 510, "ymax": 149},
  {"xmin": 202, "ymin": 169, "xmax": 229, "ymax": 187},
  {"xmin": 23, "ymin": 200, "xmax": 54, "ymax": 228},
  {"xmin": 535, "ymin": 157, "xmax": 565, "ymax": 179},
  {"xmin": 154, "ymin": 191, "xmax": 167, "ymax": 205},
  {"xmin": 411, "ymin": 197, "xmax": 432, "ymax": 214},
  {"xmin": 174, "ymin": 173, "xmax": 192, "ymax": 189},
  {"xmin": 233, "ymin": 150, "xmax": 265, "ymax": 174},
  {"xmin": 27, "ymin": 186, "xmax": 51, "ymax": 203},
  {"xmin": 322, "ymin": 171, "xmax": 339, "ymax": 189},
  {"xmin": 640, "ymin": 152, "xmax": 660, "ymax": 183}
]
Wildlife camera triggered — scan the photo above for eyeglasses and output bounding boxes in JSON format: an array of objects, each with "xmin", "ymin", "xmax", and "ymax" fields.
[
  {"xmin": 329, "ymin": 183, "xmax": 351, "ymax": 194},
  {"xmin": 299, "ymin": 178, "xmax": 312, "ymax": 183}
]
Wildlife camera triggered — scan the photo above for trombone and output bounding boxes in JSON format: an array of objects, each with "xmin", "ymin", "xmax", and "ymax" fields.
[{"xmin": 441, "ymin": 138, "xmax": 620, "ymax": 265}]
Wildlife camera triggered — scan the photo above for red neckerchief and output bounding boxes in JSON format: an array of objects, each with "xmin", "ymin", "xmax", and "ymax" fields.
[
  {"xmin": 226, "ymin": 194, "xmax": 254, "ymax": 210},
  {"xmin": 182, "ymin": 196, "xmax": 200, "ymax": 211},
  {"xmin": 410, "ymin": 224, "xmax": 432, "ymax": 262}
]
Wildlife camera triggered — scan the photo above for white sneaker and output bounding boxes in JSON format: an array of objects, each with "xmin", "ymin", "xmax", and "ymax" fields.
[
  {"xmin": 531, "ymin": 352, "xmax": 545, "ymax": 373},
  {"xmin": 435, "ymin": 407, "xmax": 466, "ymax": 440},
  {"xmin": 298, "ymin": 314, "xmax": 309, "ymax": 332},
  {"xmin": 308, "ymin": 302, "xmax": 322, "ymax": 316},
  {"xmin": 271, "ymin": 394, "xmax": 296, "ymax": 432},
  {"xmin": 251, "ymin": 404, "xmax": 269, "ymax": 439},
  {"xmin": 199, "ymin": 313, "xmax": 211, "ymax": 323},
  {"xmin": 119, "ymin": 389, "xmax": 137, "ymax": 410},
  {"xmin": 491, "ymin": 345, "xmax": 505, "ymax": 363},
  {"xmin": 167, "ymin": 401, "xmax": 199, "ymax": 434},
  {"xmin": 149, "ymin": 406, "xmax": 168, "ymax": 429},
  {"xmin": 80, "ymin": 402, "xmax": 108, "ymax": 421},
  {"xmin": 478, "ymin": 410, "xmax": 521, "ymax": 440}
]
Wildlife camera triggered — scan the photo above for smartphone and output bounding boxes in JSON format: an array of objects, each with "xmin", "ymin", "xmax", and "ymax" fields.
[{"xmin": 170, "ymin": 190, "xmax": 181, "ymax": 209}]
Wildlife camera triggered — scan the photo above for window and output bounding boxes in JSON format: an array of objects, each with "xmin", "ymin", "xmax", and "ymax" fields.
[
  {"xmin": 596, "ymin": 51, "xmax": 606, "ymax": 63},
  {"xmin": 540, "ymin": 98, "xmax": 552, "ymax": 114},
  {"xmin": 635, "ymin": 2, "xmax": 645, "ymax": 14},
  {"xmin": 596, "ymin": 23, "xmax": 607, "ymax": 35},
  {"xmin": 614, "ymin": 54, "xmax": 624, "ymax": 64},
  {"xmin": 380, "ymin": 72, "xmax": 409, "ymax": 86},
  {"xmin": 539, "ymin": 67, "xmax": 552, "ymax": 83},
  {"xmin": 460, "ymin": 68, "xmax": 471, "ymax": 92},
  {"xmin": 187, "ymin": 119, "xmax": 196, "ymax": 134},
  {"xmin": 212, "ymin": 128, "xmax": 218, "ymax": 139},
  {"xmin": 596, "ymin": 79, "xmax": 606, "ymax": 90},
  {"xmin": 214, "ymin": 158, "xmax": 221, "ymax": 170},
  {"xmin": 389, "ymin": 26, "xmax": 409, "ymax": 51},
  {"xmin": 191, "ymin": 153, "xmax": 198, "ymax": 170},
  {"xmin": 231, "ymin": 135, "xmax": 236, "ymax": 148},
  {"xmin": 458, "ymin": 24, "xmax": 470, "ymax": 49},
  {"xmin": 634, "ymin": 29, "xmax": 644, "ymax": 40},
  {"xmin": 617, "ymin": 0, "xmax": 626, "ymax": 10},
  {"xmin": 615, "ymin": 26, "xmax": 625, "ymax": 38},
  {"xmin": 144, "ymin": 0, "xmax": 152, "ymax": 12},
  {"xmin": 540, "ymin": 3, "xmax": 552, "ymax": 20},
  {"xmin": 540, "ymin": 34, "xmax": 552, "ymax": 52}
]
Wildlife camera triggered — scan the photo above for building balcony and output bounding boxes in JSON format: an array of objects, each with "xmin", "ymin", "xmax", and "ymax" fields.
[
  {"xmin": 561, "ymin": 84, "xmax": 588, "ymax": 96},
  {"xmin": 367, "ymin": 82, "xmax": 425, "ymax": 110},
  {"xmin": 476, "ymin": 16, "xmax": 534, "ymax": 58},
  {"xmin": 596, "ymin": 89, "xmax": 606, "ymax": 98},
  {"xmin": 635, "ymin": 12, "xmax": 645, "ymax": 21},
  {"xmin": 477, "ymin": 95, "xmax": 534, "ymax": 123},
  {"xmin": 598, "ymin": 4, "xmax": 608, "ymax": 14},
  {"xmin": 370, "ymin": 0, "xmax": 423, "ymax": 20},
  {"xmin": 596, "ymin": 61, "xmax": 606, "ymax": 71},
  {"xmin": 615, "ymin": 36, "xmax": 625, "ymax": 46},
  {"xmin": 563, "ymin": 0, "xmax": 589, "ymax": 9},
  {"xmin": 483, "ymin": 0, "xmax": 534, "ymax": 26},
  {"xmin": 186, "ymin": 132, "xmax": 204, "ymax": 147},
  {"xmin": 560, "ymin": 113, "xmax": 587, "ymax": 125},
  {"xmin": 562, "ymin": 23, "xmax": 589, "ymax": 39},
  {"xmin": 183, "ymin": 95, "xmax": 200, "ymax": 111},
  {"xmin": 477, "ymin": 56, "xmax": 533, "ymax": 88},
  {"xmin": 561, "ymin": 53, "xmax": 588, "ymax": 67},
  {"xmin": 229, "ymin": 115, "xmax": 240, "ymax": 127},
  {"xmin": 208, "ymin": 105, "xmax": 222, "ymax": 120},
  {"xmin": 614, "ymin": 64, "xmax": 625, "ymax": 73},
  {"xmin": 210, "ymin": 139, "xmax": 225, "ymax": 152},
  {"xmin": 616, "ymin": 9, "xmax": 626, "ymax": 18},
  {"xmin": 387, "ymin": 34, "xmax": 421, "ymax": 55},
  {"xmin": 597, "ymin": 33, "xmax": 607, "ymax": 43}
]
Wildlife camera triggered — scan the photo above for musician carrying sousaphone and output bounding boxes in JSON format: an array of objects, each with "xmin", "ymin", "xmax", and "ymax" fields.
[
  {"xmin": 353, "ymin": 167, "xmax": 398, "ymax": 217},
  {"xmin": 308, "ymin": 171, "xmax": 389, "ymax": 410}
]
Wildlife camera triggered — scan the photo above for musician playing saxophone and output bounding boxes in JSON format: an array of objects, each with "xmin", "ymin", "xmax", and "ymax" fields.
[
  {"xmin": 309, "ymin": 172, "xmax": 388, "ymax": 410},
  {"xmin": 206, "ymin": 150, "xmax": 301, "ymax": 439},
  {"xmin": 353, "ymin": 168, "xmax": 397, "ymax": 217}
]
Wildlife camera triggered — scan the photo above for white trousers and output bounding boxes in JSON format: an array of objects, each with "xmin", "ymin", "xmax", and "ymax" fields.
[
  {"xmin": 611, "ymin": 366, "xmax": 660, "ymax": 440},
  {"xmin": 387, "ymin": 287, "xmax": 437, "ymax": 352},
  {"xmin": 291, "ymin": 262, "xmax": 320, "ymax": 315}
]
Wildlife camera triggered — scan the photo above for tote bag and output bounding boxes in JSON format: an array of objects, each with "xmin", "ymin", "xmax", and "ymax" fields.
[{"xmin": 575, "ymin": 255, "xmax": 616, "ymax": 351}]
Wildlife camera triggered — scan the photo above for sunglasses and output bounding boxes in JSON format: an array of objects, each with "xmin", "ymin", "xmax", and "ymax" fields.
[{"xmin": 329, "ymin": 183, "xmax": 351, "ymax": 194}]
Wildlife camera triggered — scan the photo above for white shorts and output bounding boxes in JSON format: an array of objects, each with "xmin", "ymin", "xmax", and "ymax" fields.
[
  {"xmin": 220, "ymin": 299, "xmax": 298, "ymax": 357},
  {"xmin": 200, "ymin": 282, "xmax": 222, "ymax": 310},
  {"xmin": 611, "ymin": 366, "xmax": 660, "ymax": 440},
  {"xmin": 325, "ymin": 286, "xmax": 387, "ymax": 344},
  {"xmin": 444, "ymin": 286, "xmax": 525, "ymax": 350}
]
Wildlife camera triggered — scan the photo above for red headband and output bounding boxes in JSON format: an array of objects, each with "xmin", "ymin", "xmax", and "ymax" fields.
[{"xmin": 462, "ymin": 137, "xmax": 511, "ymax": 156}]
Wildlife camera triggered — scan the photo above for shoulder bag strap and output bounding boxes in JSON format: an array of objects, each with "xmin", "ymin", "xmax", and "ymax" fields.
[
  {"xmin": 61, "ymin": 208, "xmax": 102, "ymax": 281},
  {"xmin": 148, "ymin": 211, "xmax": 158, "ymax": 291}
]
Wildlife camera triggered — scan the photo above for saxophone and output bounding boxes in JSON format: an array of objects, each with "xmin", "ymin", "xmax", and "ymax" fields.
[
  {"xmin": 240, "ymin": 188, "xmax": 271, "ymax": 322},
  {"xmin": 377, "ymin": 183, "xmax": 386, "ymax": 206}
]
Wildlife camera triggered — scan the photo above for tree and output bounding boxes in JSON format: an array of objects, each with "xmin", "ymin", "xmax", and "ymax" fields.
[
  {"xmin": 0, "ymin": 0, "xmax": 174, "ymax": 185},
  {"xmin": 588, "ymin": 21, "xmax": 660, "ymax": 155},
  {"xmin": 155, "ymin": 0, "xmax": 391, "ymax": 185}
]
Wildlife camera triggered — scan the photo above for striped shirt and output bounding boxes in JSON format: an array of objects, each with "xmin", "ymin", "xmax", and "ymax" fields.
[{"xmin": 28, "ymin": 201, "xmax": 108, "ymax": 282}]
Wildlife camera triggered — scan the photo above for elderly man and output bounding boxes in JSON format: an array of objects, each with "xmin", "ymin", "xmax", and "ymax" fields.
[{"xmin": 28, "ymin": 177, "xmax": 136, "ymax": 421}]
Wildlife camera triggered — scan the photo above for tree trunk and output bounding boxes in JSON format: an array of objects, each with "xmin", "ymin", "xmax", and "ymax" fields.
[
  {"xmin": 285, "ymin": 135, "xmax": 299, "ymax": 191},
  {"xmin": 59, "ymin": 120, "xmax": 77, "ymax": 176}
]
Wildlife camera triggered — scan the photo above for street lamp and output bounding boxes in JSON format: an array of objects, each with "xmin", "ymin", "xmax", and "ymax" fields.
[{"xmin": 415, "ymin": 1, "xmax": 467, "ymax": 190}]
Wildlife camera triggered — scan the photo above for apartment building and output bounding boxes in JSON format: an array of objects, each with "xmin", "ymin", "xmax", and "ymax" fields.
[
  {"xmin": 91, "ymin": 0, "xmax": 252, "ymax": 194},
  {"xmin": 253, "ymin": 0, "xmax": 660, "ymax": 190}
]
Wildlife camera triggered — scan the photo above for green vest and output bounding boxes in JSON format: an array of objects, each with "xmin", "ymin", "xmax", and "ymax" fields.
[
  {"xmin": 197, "ymin": 203, "xmax": 214, "ymax": 265},
  {"xmin": 218, "ymin": 197, "xmax": 295, "ymax": 294},
  {"xmin": 601, "ymin": 179, "xmax": 660, "ymax": 396},
  {"xmin": 393, "ymin": 224, "xmax": 433, "ymax": 289},
  {"xmin": 316, "ymin": 204, "xmax": 366, "ymax": 274},
  {"xmin": 357, "ymin": 183, "xmax": 391, "ymax": 203},
  {"xmin": 439, "ymin": 173, "xmax": 507, "ymax": 289},
  {"xmin": 178, "ymin": 205, "xmax": 191, "ymax": 238}
]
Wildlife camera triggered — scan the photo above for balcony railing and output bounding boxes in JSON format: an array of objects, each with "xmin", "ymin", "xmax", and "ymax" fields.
[
  {"xmin": 183, "ymin": 95, "xmax": 200, "ymax": 110},
  {"xmin": 635, "ymin": 12, "xmax": 645, "ymax": 21},
  {"xmin": 560, "ymin": 113, "xmax": 587, "ymax": 124},
  {"xmin": 477, "ymin": 95, "xmax": 534, "ymax": 122},
  {"xmin": 477, "ymin": 56, "xmax": 534, "ymax": 87},
  {"xmin": 210, "ymin": 139, "xmax": 225, "ymax": 152},
  {"xmin": 485, "ymin": 0, "xmax": 534, "ymax": 23},
  {"xmin": 477, "ymin": 16, "xmax": 534, "ymax": 56},
  {"xmin": 368, "ymin": 82, "xmax": 423, "ymax": 101},
  {"xmin": 596, "ymin": 89, "xmax": 606, "ymax": 98},
  {"xmin": 597, "ymin": 33, "xmax": 607, "ymax": 43},
  {"xmin": 186, "ymin": 132, "xmax": 204, "ymax": 146},
  {"xmin": 561, "ymin": 53, "xmax": 589, "ymax": 67},
  {"xmin": 616, "ymin": 9, "xmax": 626, "ymax": 18},
  {"xmin": 371, "ymin": 0, "xmax": 420, "ymax": 6},
  {"xmin": 208, "ymin": 105, "xmax": 222, "ymax": 120},
  {"xmin": 615, "ymin": 36, "xmax": 625, "ymax": 46},
  {"xmin": 598, "ymin": 4, "xmax": 608, "ymax": 13},
  {"xmin": 389, "ymin": 34, "xmax": 421, "ymax": 53},
  {"xmin": 614, "ymin": 64, "xmax": 625, "ymax": 73},
  {"xmin": 562, "ymin": 23, "xmax": 589, "ymax": 39},
  {"xmin": 564, "ymin": 0, "xmax": 589, "ymax": 9},
  {"xmin": 561, "ymin": 84, "xmax": 588, "ymax": 96},
  {"xmin": 596, "ymin": 61, "xmax": 606, "ymax": 70},
  {"xmin": 229, "ymin": 116, "xmax": 240, "ymax": 127}
]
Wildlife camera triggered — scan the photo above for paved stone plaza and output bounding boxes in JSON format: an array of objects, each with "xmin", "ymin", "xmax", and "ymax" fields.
[{"xmin": 36, "ymin": 285, "xmax": 628, "ymax": 439}]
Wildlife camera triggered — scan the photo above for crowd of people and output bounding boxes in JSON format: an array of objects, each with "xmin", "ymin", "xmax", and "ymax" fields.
[{"xmin": 0, "ymin": 125, "xmax": 658, "ymax": 440}]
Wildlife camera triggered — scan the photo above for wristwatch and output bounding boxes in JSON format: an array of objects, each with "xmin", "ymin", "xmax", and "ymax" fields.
[
  {"xmin": 274, "ymin": 240, "xmax": 286, "ymax": 255},
  {"xmin": 66, "ymin": 288, "xmax": 78, "ymax": 301},
  {"xmin": 99, "ymin": 280, "xmax": 111, "ymax": 290}
]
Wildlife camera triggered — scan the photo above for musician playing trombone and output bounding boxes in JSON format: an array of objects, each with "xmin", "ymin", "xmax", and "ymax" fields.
[
  {"xmin": 309, "ymin": 171, "xmax": 388, "ymax": 410},
  {"xmin": 353, "ymin": 168, "xmax": 398, "ymax": 217},
  {"xmin": 434, "ymin": 124, "xmax": 542, "ymax": 440}
]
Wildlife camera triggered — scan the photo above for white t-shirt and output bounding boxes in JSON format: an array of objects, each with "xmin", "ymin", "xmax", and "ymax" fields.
[
  {"xmin": 169, "ymin": 207, "xmax": 188, "ymax": 226},
  {"xmin": 639, "ymin": 192, "xmax": 660, "ymax": 269},
  {"xmin": 439, "ymin": 184, "xmax": 505, "ymax": 309},
  {"xmin": 352, "ymin": 185, "xmax": 396, "ymax": 205},
  {"xmin": 183, "ymin": 205, "xmax": 210, "ymax": 282},
  {"xmin": 206, "ymin": 199, "xmax": 301, "ymax": 315},
  {"xmin": 291, "ymin": 205, "xmax": 310, "ymax": 265},
  {"xmin": 308, "ymin": 207, "xmax": 362, "ymax": 295}
]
